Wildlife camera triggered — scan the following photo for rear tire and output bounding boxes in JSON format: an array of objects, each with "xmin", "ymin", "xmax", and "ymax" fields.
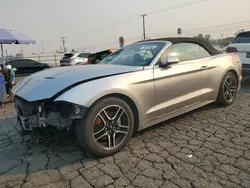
[
  {"xmin": 76, "ymin": 97, "xmax": 134, "ymax": 157},
  {"xmin": 216, "ymin": 71, "xmax": 238, "ymax": 106}
]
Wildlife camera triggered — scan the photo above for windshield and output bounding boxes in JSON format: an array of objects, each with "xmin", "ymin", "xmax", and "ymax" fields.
[
  {"xmin": 62, "ymin": 53, "xmax": 74, "ymax": 59},
  {"xmin": 99, "ymin": 42, "xmax": 166, "ymax": 66},
  {"xmin": 79, "ymin": 53, "xmax": 90, "ymax": 58}
]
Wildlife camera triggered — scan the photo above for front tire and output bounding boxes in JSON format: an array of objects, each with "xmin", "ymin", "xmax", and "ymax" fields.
[
  {"xmin": 76, "ymin": 97, "xmax": 134, "ymax": 157},
  {"xmin": 216, "ymin": 71, "xmax": 238, "ymax": 106}
]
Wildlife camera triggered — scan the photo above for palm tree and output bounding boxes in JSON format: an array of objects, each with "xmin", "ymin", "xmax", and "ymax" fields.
[
  {"xmin": 119, "ymin": 37, "xmax": 124, "ymax": 48},
  {"xmin": 177, "ymin": 28, "xmax": 182, "ymax": 37},
  {"xmin": 204, "ymin": 34, "xmax": 211, "ymax": 41}
]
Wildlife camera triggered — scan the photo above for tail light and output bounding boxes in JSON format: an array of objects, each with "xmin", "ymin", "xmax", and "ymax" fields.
[
  {"xmin": 108, "ymin": 49, "xmax": 115, "ymax": 54},
  {"xmin": 226, "ymin": 47, "xmax": 238, "ymax": 53}
]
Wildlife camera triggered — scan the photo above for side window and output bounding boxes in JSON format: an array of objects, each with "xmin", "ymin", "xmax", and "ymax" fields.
[
  {"xmin": 139, "ymin": 50, "xmax": 153, "ymax": 60},
  {"xmin": 25, "ymin": 60, "xmax": 36, "ymax": 64},
  {"xmin": 9, "ymin": 60, "xmax": 26, "ymax": 67},
  {"xmin": 100, "ymin": 51, "xmax": 109, "ymax": 59},
  {"xmin": 197, "ymin": 45, "xmax": 211, "ymax": 59},
  {"xmin": 160, "ymin": 42, "xmax": 211, "ymax": 63},
  {"xmin": 8, "ymin": 61, "xmax": 17, "ymax": 67},
  {"xmin": 78, "ymin": 53, "xmax": 89, "ymax": 58}
]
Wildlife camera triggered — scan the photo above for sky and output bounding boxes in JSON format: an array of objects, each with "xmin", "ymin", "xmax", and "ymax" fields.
[{"xmin": 1, "ymin": 0, "xmax": 250, "ymax": 55}]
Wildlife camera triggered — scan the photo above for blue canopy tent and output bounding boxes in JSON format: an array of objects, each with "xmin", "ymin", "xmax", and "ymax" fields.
[{"xmin": 0, "ymin": 29, "xmax": 35, "ymax": 67}]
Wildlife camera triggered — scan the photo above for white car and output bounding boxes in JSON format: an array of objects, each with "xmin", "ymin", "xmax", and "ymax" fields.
[
  {"xmin": 60, "ymin": 52, "xmax": 90, "ymax": 66},
  {"xmin": 226, "ymin": 31, "xmax": 250, "ymax": 77}
]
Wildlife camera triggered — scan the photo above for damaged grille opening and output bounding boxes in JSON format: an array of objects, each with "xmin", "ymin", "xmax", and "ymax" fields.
[{"xmin": 14, "ymin": 96, "xmax": 87, "ymax": 131}]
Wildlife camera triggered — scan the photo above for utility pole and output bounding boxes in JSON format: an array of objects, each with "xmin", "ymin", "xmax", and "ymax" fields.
[
  {"xmin": 221, "ymin": 34, "xmax": 224, "ymax": 40},
  {"xmin": 141, "ymin": 14, "xmax": 147, "ymax": 40},
  {"xmin": 5, "ymin": 49, "xmax": 8, "ymax": 57},
  {"xmin": 61, "ymin": 37, "xmax": 66, "ymax": 53},
  {"xmin": 20, "ymin": 46, "xmax": 24, "ymax": 55},
  {"xmin": 41, "ymin": 41, "xmax": 44, "ymax": 54}
]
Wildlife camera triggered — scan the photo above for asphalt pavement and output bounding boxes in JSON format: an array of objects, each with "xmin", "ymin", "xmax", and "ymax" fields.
[{"xmin": 0, "ymin": 77, "xmax": 250, "ymax": 188}]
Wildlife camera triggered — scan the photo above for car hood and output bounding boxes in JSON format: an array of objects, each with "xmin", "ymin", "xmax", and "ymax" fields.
[{"xmin": 13, "ymin": 64, "xmax": 143, "ymax": 102}]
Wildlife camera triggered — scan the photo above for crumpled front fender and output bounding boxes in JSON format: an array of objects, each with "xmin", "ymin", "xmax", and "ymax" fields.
[{"xmin": 53, "ymin": 76, "xmax": 140, "ymax": 109}]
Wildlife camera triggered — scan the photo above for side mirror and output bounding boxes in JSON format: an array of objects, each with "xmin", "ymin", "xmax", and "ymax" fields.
[{"xmin": 159, "ymin": 55, "xmax": 179, "ymax": 67}]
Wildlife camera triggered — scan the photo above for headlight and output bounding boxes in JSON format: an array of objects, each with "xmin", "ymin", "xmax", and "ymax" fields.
[{"xmin": 44, "ymin": 101, "xmax": 87, "ymax": 119}]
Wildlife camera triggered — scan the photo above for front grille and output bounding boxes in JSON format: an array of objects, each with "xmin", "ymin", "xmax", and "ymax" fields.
[
  {"xmin": 14, "ymin": 96, "xmax": 44, "ymax": 130},
  {"xmin": 14, "ymin": 97, "xmax": 38, "ymax": 117}
]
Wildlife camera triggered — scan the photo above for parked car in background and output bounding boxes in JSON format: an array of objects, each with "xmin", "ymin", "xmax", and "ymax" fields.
[
  {"xmin": 226, "ymin": 31, "xmax": 250, "ymax": 77},
  {"xmin": 13, "ymin": 37, "xmax": 241, "ymax": 157},
  {"xmin": 60, "ymin": 52, "xmax": 90, "ymax": 66},
  {"xmin": 85, "ymin": 49, "xmax": 116, "ymax": 65},
  {"xmin": 5, "ymin": 59, "xmax": 51, "ymax": 76}
]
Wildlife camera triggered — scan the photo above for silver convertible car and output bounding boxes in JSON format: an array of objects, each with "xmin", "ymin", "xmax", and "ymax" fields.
[{"xmin": 12, "ymin": 37, "xmax": 242, "ymax": 156}]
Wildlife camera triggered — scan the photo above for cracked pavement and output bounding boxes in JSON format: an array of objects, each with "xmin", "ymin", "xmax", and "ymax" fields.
[{"xmin": 0, "ymin": 77, "xmax": 250, "ymax": 188}]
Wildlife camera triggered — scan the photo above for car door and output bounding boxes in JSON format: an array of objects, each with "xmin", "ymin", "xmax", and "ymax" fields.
[
  {"xmin": 153, "ymin": 42, "xmax": 212, "ymax": 118},
  {"xmin": 22, "ymin": 59, "xmax": 41, "ymax": 74}
]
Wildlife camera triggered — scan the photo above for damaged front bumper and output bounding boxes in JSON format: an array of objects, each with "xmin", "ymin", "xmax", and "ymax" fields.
[{"xmin": 14, "ymin": 96, "xmax": 87, "ymax": 132}]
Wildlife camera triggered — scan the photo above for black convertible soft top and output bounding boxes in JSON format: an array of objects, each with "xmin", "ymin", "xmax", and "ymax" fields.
[{"xmin": 137, "ymin": 37, "xmax": 221, "ymax": 56}]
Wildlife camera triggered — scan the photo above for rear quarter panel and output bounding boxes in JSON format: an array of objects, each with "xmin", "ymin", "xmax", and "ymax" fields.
[{"xmin": 207, "ymin": 53, "xmax": 241, "ymax": 99}]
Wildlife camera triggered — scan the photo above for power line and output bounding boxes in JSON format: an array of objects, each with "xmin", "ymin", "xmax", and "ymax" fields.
[
  {"xmin": 83, "ymin": 23, "xmax": 249, "ymax": 50},
  {"xmin": 41, "ymin": 41, "xmax": 44, "ymax": 54},
  {"xmin": 72, "ymin": 0, "xmax": 209, "ymax": 36},
  {"xmin": 81, "ymin": 16, "xmax": 140, "ymax": 34},
  {"xmin": 193, "ymin": 25, "xmax": 250, "ymax": 35},
  {"xmin": 149, "ymin": 25, "xmax": 250, "ymax": 39},
  {"xmin": 146, "ymin": 0, "xmax": 208, "ymax": 16},
  {"xmin": 150, "ymin": 25, "xmax": 250, "ymax": 39},
  {"xmin": 147, "ymin": 20, "xmax": 250, "ymax": 37}
]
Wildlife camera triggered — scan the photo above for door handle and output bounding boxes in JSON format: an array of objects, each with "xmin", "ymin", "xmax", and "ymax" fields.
[{"xmin": 200, "ymin": 65, "xmax": 208, "ymax": 70}]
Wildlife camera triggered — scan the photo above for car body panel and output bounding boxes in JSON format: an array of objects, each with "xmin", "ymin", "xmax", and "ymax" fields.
[
  {"xmin": 227, "ymin": 43, "xmax": 250, "ymax": 65},
  {"xmin": 6, "ymin": 59, "xmax": 50, "ymax": 76},
  {"xmin": 152, "ymin": 57, "xmax": 211, "ymax": 118},
  {"xmin": 12, "ymin": 64, "xmax": 144, "ymax": 102},
  {"xmin": 12, "ymin": 38, "xmax": 242, "ymax": 132},
  {"xmin": 60, "ymin": 53, "xmax": 90, "ymax": 66},
  {"xmin": 87, "ymin": 49, "xmax": 117, "ymax": 64},
  {"xmin": 54, "ymin": 68, "xmax": 156, "ymax": 125},
  {"xmin": 227, "ymin": 31, "xmax": 250, "ymax": 77},
  {"xmin": 54, "ymin": 54, "xmax": 241, "ymax": 130}
]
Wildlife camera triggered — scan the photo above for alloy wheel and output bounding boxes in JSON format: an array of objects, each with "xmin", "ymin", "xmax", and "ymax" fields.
[
  {"xmin": 92, "ymin": 105, "xmax": 130, "ymax": 150},
  {"xmin": 223, "ymin": 75, "xmax": 237, "ymax": 102}
]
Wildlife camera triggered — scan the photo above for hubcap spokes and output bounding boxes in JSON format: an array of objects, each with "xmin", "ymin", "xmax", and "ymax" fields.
[
  {"xmin": 223, "ymin": 76, "xmax": 237, "ymax": 102},
  {"xmin": 93, "ymin": 105, "xmax": 129, "ymax": 150}
]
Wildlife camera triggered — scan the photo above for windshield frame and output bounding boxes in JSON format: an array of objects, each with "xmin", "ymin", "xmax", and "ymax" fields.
[{"xmin": 99, "ymin": 41, "xmax": 171, "ymax": 67}]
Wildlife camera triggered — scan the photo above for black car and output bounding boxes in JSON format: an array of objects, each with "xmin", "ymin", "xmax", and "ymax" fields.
[
  {"xmin": 6, "ymin": 59, "xmax": 51, "ymax": 76},
  {"xmin": 86, "ymin": 49, "xmax": 116, "ymax": 65}
]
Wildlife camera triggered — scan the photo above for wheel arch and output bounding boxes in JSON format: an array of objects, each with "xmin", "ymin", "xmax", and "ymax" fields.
[
  {"xmin": 227, "ymin": 69, "xmax": 239, "ymax": 84},
  {"xmin": 216, "ymin": 68, "xmax": 239, "ymax": 98},
  {"xmin": 219, "ymin": 68, "xmax": 239, "ymax": 87},
  {"xmin": 90, "ymin": 93, "xmax": 140, "ymax": 133}
]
